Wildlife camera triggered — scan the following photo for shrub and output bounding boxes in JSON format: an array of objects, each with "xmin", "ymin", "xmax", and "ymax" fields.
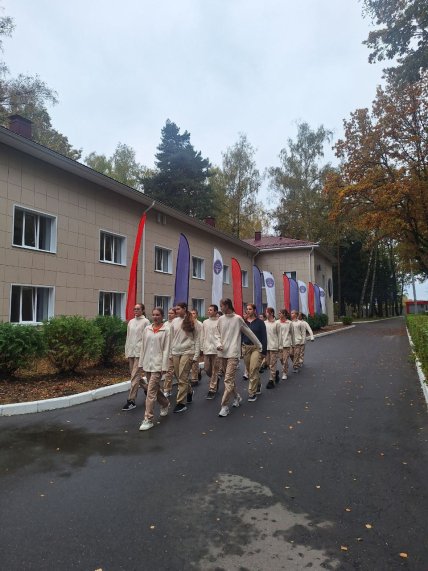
[
  {"xmin": 306, "ymin": 314, "xmax": 328, "ymax": 331},
  {"xmin": 407, "ymin": 315, "xmax": 428, "ymax": 378},
  {"xmin": 43, "ymin": 316, "xmax": 103, "ymax": 373},
  {"xmin": 93, "ymin": 315, "xmax": 127, "ymax": 366},
  {"xmin": 0, "ymin": 322, "xmax": 45, "ymax": 378},
  {"xmin": 342, "ymin": 316, "xmax": 353, "ymax": 325}
]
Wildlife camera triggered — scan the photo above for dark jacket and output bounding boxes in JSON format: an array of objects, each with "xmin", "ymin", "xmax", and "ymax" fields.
[{"xmin": 242, "ymin": 318, "xmax": 267, "ymax": 355}]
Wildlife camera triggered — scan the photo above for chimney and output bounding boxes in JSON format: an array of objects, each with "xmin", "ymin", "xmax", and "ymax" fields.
[
  {"xmin": 254, "ymin": 230, "xmax": 261, "ymax": 241},
  {"xmin": 8, "ymin": 115, "xmax": 32, "ymax": 139},
  {"xmin": 204, "ymin": 216, "xmax": 216, "ymax": 227}
]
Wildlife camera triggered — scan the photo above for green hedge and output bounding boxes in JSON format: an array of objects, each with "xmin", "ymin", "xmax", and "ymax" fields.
[
  {"xmin": 306, "ymin": 313, "xmax": 328, "ymax": 331},
  {"xmin": 0, "ymin": 322, "xmax": 45, "ymax": 378},
  {"xmin": 407, "ymin": 315, "xmax": 428, "ymax": 378},
  {"xmin": 93, "ymin": 315, "xmax": 127, "ymax": 366}
]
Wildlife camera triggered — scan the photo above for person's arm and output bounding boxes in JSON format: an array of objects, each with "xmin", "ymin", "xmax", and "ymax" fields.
[
  {"xmin": 305, "ymin": 321, "xmax": 314, "ymax": 341},
  {"xmin": 260, "ymin": 320, "xmax": 267, "ymax": 355},
  {"xmin": 240, "ymin": 320, "xmax": 262, "ymax": 352},
  {"xmin": 161, "ymin": 328, "xmax": 171, "ymax": 372},
  {"xmin": 215, "ymin": 321, "xmax": 223, "ymax": 351},
  {"xmin": 193, "ymin": 325, "xmax": 201, "ymax": 361},
  {"xmin": 138, "ymin": 328, "xmax": 147, "ymax": 368}
]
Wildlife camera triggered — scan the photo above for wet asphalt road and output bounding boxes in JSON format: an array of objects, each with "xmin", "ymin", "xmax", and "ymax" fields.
[{"xmin": 0, "ymin": 317, "xmax": 427, "ymax": 571}]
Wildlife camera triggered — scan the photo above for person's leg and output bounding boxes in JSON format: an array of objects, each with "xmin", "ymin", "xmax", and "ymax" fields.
[
  {"xmin": 292, "ymin": 345, "xmax": 302, "ymax": 371},
  {"xmin": 248, "ymin": 348, "xmax": 262, "ymax": 396},
  {"xmin": 207, "ymin": 355, "xmax": 220, "ymax": 392},
  {"xmin": 190, "ymin": 360, "xmax": 199, "ymax": 385},
  {"xmin": 163, "ymin": 357, "xmax": 175, "ymax": 394},
  {"xmin": 242, "ymin": 345, "xmax": 252, "ymax": 390},
  {"xmin": 298, "ymin": 344, "xmax": 306, "ymax": 367},
  {"xmin": 144, "ymin": 372, "xmax": 156, "ymax": 421},
  {"xmin": 282, "ymin": 347, "xmax": 291, "ymax": 378},
  {"xmin": 175, "ymin": 354, "xmax": 193, "ymax": 404},
  {"xmin": 128, "ymin": 357, "xmax": 142, "ymax": 402},
  {"xmin": 220, "ymin": 357, "xmax": 239, "ymax": 406}
]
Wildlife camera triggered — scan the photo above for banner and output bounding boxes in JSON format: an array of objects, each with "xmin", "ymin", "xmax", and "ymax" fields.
[
  {"xmin": 298, "ymin": 280, "xmax": 309, "ymax": 316},
  {"xmin": 320, "ymin": 287, "xmax": 326, "ymax": 314},
  {"xmin": 231, "ymin": 258, "xmax": 243, "ymax": 316},
  {"xmin": 174, "ymin": 233, "xmax": 190, "ymax": 306},
  {"xmin": 289, "ymin": 278, "xmax": 299, "ymax": 312},
  {"xmin": 126, "ymin": 212, "xmax": 147, "ymax": 321},
  {"xmin": 283, "ymin": 274, "xmax": 290, "ymax": 313},
  {"xmin": 263, "ymin": 270, "xmax": 276, "ymax": 313},
  {"xmin": 308, "ymin": 282, "xmax": 315, "ymax": 316},
  {"xmin": 212, "ymin": 248, "xmax": 223, "ymax": 308},
  {"xmin": 253, "ymin": 265, "xmax": 263, "ymax": 316},
  {"xmin": 314, "ymin": 283, "xmax": 321, "ymax": 315}
]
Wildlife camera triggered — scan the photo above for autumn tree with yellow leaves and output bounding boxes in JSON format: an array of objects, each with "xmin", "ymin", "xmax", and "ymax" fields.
[{"xmin": 326, "ymin": 72, "xmax": 428, "ymax": 277}]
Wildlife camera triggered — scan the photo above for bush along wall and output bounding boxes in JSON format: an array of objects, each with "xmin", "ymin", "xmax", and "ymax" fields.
[
  {"xmin": 0, "ymin": 322, "xmax": 46, "ymax": 378},
  {"xmin": 306, "ymin": 314, "xmax": 329, "ymax": 331},
  {"xmin": 407, "ymin": 315, "xmax": 428, "ymax": 380}
]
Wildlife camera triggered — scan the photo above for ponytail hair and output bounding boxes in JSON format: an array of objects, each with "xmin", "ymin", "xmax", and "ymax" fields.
[{"xmin": 177, "ymin": 301, "xmax": 195, "ymax": 333}]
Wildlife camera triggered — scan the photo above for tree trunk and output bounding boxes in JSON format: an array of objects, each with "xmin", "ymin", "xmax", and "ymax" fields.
[
  {"xmin": 368, "ymin": 245, "xmax": 377, "ymax": 318},
  {"xmin": 388, "ymin": 242, "xmax": 399, "ymax": 316},
  {"xmin": 359, "ymin": 247, "xmax": 373, "ymax": 318}
]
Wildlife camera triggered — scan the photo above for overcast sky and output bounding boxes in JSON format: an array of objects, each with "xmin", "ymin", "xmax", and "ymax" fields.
[{"xmin": 4, "ymin": 1, "xmax": 427, "ymax": 298}]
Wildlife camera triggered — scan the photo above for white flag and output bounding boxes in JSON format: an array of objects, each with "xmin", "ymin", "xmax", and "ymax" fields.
[
  {"xmin": 263, "ymin": 271, "xmax": 276, "ymax": 313},
  {"xmin": 319, "ymin": 287, "xmax": 326, "ymax": 314},
  {"xmin": 298, "ymin": 280, "xmax": 308, "ymax": 316},
  {"xmin": 212, "ymin": 249, "xmax": 223, "ymax": 309}
]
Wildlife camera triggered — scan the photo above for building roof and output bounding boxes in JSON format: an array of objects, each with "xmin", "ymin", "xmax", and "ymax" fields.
[
  {"xmin": 243, "ymin": 236, "xmax": 317, "ymax": 249},
  {"xmin": 0, "ymin": 125, "xmax": 259, "ymax": 254}
]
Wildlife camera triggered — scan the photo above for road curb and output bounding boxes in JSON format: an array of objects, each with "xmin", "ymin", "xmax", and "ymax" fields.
[
  {"xmin": 315, "ymin": 325, "xmax": 355, "ymax": 338},
  {"xmin": 406, "ymin": 327, "xmax": 428, "ymax": 408}
]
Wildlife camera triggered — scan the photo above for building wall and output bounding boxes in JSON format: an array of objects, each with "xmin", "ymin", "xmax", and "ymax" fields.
[{"xmin": 0, "ymin": 144, "xmax": 255, "ymax": 321}]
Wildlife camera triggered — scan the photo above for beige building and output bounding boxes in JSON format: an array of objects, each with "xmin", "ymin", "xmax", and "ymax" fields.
[{"xmin": 0, "ymin": 117, "xmax": 334, "ymax": 324}]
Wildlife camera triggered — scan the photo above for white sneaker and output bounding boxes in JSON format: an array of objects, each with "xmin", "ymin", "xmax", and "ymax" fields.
[
  {"xmin": 218, "ymin": 405, "xmax": 230, "ymax": 417},
  {"xmin": 282, "ymin": 374, "xmax": 288, "ymax": 380},
  {"xmin": 160, "ymin": 403, "xmax": 170, "ymax": 417},
  {"xmin": 232, "ymin": 394, "xmax": 242, "ymax": 408},
  {"xmin": 163, "ymin": 390, "xmax": 172, "ymax": 398},
  {"xmin": 139, "ymin": 419, "xmax": 154, "ymax": 431}
]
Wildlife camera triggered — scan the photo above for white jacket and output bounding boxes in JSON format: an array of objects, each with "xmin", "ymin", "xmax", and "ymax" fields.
[
  {"xmin": 265, "ymin": 319, "xmax": 281, "ymax": 351},
  {"xmin": 291, "ymin": 319, "xmax": 314, "ymax": 345},
  {"xmin": 215, "ymin": 313, "xmax": 262, "ymax": 359},
  {"xmin": 138, "ymin": 323, "xmax": 170, "ymax": 372},
  {"xmin": 278, "ymin": 319, "xmax": 293, "ymax": 348},
  {"xmin": 300, "ymin": 319, "xmax": 314, "ymax": 344},
  {"xmin": 202, "ymin": 317, "xmax": 219, "ymax": 355},
  {"xmin": 124, "ymin": 316, "xmax": 150, "ymax": 358},
  {"xmin": 169, "ymin": 316, "xmax": 201, "ymax": 361}
]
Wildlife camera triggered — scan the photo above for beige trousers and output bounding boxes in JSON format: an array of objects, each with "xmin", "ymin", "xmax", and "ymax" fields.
[
  {"xmin": 173, "ymin": 354, "xmax": 193, "ymax": 404},
  {"xmin": 242, "ymin": 345, "xmax": 262, "ymax": 396},
  {"xmin": 128, "ymin": 357, "xmax": 144, "ymax": 401},
  {"xmin": 265, "ymin": 350, "xmax": 279, "ymax": 380},
  {"xmin": 292, "ymin": 345, "xmax": 303, "ymax": 369},
  {"xmin": 163, "ymin": 357, "xmax": 175, "ymax": 392},
  {"xmin": 144, "ymin": 371, "xmax": 169, "ymax": 421},
  {"xmin": 220, "ymin": 357, "xmax": 239, "ymax": 407},
  {"xmin": 281, "ymin": 347, "xmax": 292, "ymax": 375},
  {"xmin": 204, "ymin": 354, "xmax": 220, "ymax": 392}
]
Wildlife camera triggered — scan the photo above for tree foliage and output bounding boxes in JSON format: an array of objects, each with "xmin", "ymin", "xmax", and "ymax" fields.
[
  {"xmin": 268, "ymin": 122, "xmax": 335, "ymax": 246},
  {"xmin": 0, "ymin": 8, "xmax": 81, "ymax": 159},
  {"xmin": 326, "ymin": 73, "xmax": 428, "ymax": 276},
  {"xmin": 85, "ymin": 143, "xmax": 146, "ymax": 189},
  {"xmin": 142, "ymin": 119, "xmax": 213, "ymax": 218},
  {"xmin": 362, "ymin": 0, "xmax": 428, "ymax": 83},
  {"xmin": 211, "ymin": 134, "xmax": 266, "ymax": 238}
]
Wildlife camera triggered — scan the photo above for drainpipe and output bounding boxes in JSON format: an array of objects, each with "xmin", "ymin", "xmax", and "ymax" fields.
[
  {"xmin": 141, "ymin": 201, "xmax": 155, "ymax": 304},
  {"xmin": 308, "ymin": 246, "xmax": 314, "ymax": 283}
]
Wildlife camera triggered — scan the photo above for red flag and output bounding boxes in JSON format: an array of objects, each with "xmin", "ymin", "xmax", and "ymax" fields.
[
  {"xmin": 231, "ymin": 258, "xmax": 243, "ymax": 316},
  {"xmin": 308, "ymin": 282, "xmax": 315, "ymax": 316},
  {"xmin": 126, "ymin": 213, "xmax": 147, "ymax": 320}
]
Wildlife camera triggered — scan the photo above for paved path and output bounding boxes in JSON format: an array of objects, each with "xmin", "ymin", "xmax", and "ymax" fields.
[{"xmin": 0, "ymin": 317, "xmax": 427, "ymax": 570}]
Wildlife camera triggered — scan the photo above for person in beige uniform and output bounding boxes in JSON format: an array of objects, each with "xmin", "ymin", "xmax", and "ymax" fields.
[
  {"xmin": 163, "ymin": 307, "xmax": 177, "ymax": 397},
  {"xmin": 290, "ymin": 310, "xmax": 314, "ymax": 372},
  {"xmin": 215, "ymin": 298, "xmax": 262, "ymax": 417},
  {"xmin": 297, "ymin": 312, "xmax": 315, "ymax": 368},
  {"xmin": 122, "ymin": 303, "xmax": 150, "ymax": 411},
  {"xmin": 264, "ymin": 307, "xmax": 281, "ymax": 388},
  {"xmin": 190, "ymin": 309, "xmax": 203, "ymax": 386},
  {"xmin": 278, "ymin": 309, "xmax": 293, "ymax": 380},
  {"xmin": 170, "ymin": 302, "xmax": 200, "ymax": 413},
  {"xmin": 138, "ymin": 307, "xmax": 171, "ymax": 431},
  {"xmin": 203, "ymin": 304, "xmax": 220, "ymax": 399}
]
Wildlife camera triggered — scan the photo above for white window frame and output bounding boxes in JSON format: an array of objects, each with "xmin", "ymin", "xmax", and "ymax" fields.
[
  {"xmin": 12, "ymin": 205, "xmax": 57, "ymax": 253},
  {"xmin": 242, "ymin": 270, "xmax": 249, "ymax": 288},
  {"xmin": 223, "ymin": 265, "xmax": 230, "ymax": 285},
  {"xmin": 154, "ymin": 295, "xmax": 172, "ymax": 314},
  {"xmin": 191, "ymin": 298, "xmax": 205, "ymax": 316},
  {"xmin": 154, "ymin": 245, "xmax": 173, "ymax": 274},
  {"xmin": 285, "ymin": 271, "xmax": 297, "ymax": 281},
  {"xmin": 10, "ymin": 284, "xmax": 54, "ymax": 324},
  {"xmin": 99, "ymin": 230, "xmax": 127, "ymax": 266},
  {"xmin": 98, "ymin": 291, "xmax": 125, "ymax": 319},
  {"xmin": 192, "ymin": 256, "xmax": 205, "ymax": 280}
]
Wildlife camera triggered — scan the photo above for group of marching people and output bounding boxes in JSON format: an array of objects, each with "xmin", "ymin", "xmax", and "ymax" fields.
[{"xmin": 122, "ymin": 298, "xmax": 314, "ymax": 431}]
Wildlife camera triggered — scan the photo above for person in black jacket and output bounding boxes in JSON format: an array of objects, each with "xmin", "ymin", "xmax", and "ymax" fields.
[{"xmin": 242, "ymin": 304, "xmax": 267, "ymax": 401}]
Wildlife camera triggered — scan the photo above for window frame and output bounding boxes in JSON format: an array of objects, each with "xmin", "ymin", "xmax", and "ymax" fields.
[
  {"xmin": 154, "ymin": 295, "xmax": 172, "ymax": 314},
  {"xmin": 192, "ymin": 256, "xmax": 205, "ymax": 280},
  {"xmin": 242, "ymin": 270, "xmax": 249, "ymax": 288},
  {"xmin": 12, "ymin": 205, "xmax": 57, "ymax": 253},
  {"xmin": 285, "ymin": 271, "xmax": 297, "ymax": 281},
  {"xmin": 98, "ymin": 290, "xmax": 125, "ymax": 319},
  {"xmin": 191, "ymin": 298, "xmax": 205, "ymax": 317},
  {"xmin": 99, "ymin": 230, "xmax": 127, "ymax": 266},
  {"xmin": 223, "ymin": 264, "xmax": 230, "ymax": 285},
  {"xmin": 154, "ymin": 245, "xmax": 173, "ymax": 274},
  {"xmin": 10, "ymin": 283, "xmax": 55, "ymax": 324}
]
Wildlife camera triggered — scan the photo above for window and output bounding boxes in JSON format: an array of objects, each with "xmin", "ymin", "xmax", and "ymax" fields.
[
  {"xmin": 285, "ymin": 271, "xmax": 297, "ymax": 281},
  {"xmin": 154, "ymin": 295, "xmax": 172, "ymax": 314},
  {"xmin": 223, "ymin": 265, "xmax": 230, "ymax": 284},
  {"xmin": 10, "ymin": 285, "xmax": 53, "ymax": 323},
  {"xmin": 13, "ymin": 206, "xmax": 56, "ymax": 252},
  {"xmin": 100, "ymin": 231, "xmax": 126, "ymax": 265},
  {"xmin": 155, "ymin": 246, "xmax": 172, "ymax": 273},
  {"xmin": 192, "ymin": 256, "xmax": 205, "ymax": 280},
  {"xmin": 191, "ymin": 298, "xmax": 205, "ymax": 316},
  {"xmin": 242, "ymin": 270, "xmax": 248, "ymax": 287},
  {"xmin": 99, "ymin": 291, "xmax": 125, "ymax": 318},
  {"xmin": 261, "ymin": 273, "xmax": 265, "ymax": 288}
]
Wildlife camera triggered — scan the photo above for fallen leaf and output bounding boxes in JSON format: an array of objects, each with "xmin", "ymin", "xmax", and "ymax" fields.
[
  {"xmin": 399, "ymin": 552, "xmax": 408, "ymax": 559},
  {"xmin": 315, "ymin": 485, "xmax": 321, "ymax": 489},
  {"xmin": 345, "ymin": 508, "xmax": 352, "ymax": 512},
  {"xmin": 365, "ymin": 524, "xmax": 372, "ymax": 529},
  {"xmin": 150, "ymin": 525, "xmax": 155, "ymax": 529},
  {"xmin": 340, "ymin": 545, "xmax": 348, "ymax": 551}
]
